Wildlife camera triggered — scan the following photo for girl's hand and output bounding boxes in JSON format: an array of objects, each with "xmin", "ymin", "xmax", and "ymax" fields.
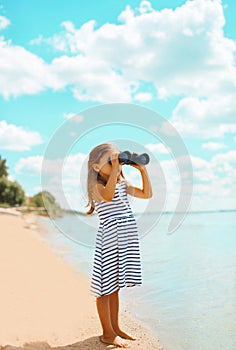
[
  {"xmin": 129, "ymin": 152, "xmax": 145, "ymax": 171},
  {"xmin": 130, "ymin": 163, "xmax": 145, "ymax": 171},
  {"xmin": 110, "ymin": 152, "xmax": 120, "ymax": 169}
]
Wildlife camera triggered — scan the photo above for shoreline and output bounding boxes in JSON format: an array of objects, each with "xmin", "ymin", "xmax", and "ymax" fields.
[{"xmin": 0, "ymin": 212, "xmax": 164, "ymax": 349}]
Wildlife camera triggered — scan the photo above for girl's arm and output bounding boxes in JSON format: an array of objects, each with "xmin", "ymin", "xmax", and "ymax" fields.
[
  {"xmin": 95, "ymin": 152, "xmax": 120, "ymax": 202},
  {"xmin": 125, "ymin": 165, "xmax": 152, "ymax": 199}
]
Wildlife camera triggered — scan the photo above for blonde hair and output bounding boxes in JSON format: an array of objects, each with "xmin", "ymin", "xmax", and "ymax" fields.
[{"xmin": 85, "ymin": 142, "xmax": 125, "ymax": 215}]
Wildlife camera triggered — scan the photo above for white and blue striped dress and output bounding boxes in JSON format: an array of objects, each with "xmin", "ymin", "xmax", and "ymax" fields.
[{"xmin": 91, "ymin": 180, "xmax": 142, "ymax": 297}]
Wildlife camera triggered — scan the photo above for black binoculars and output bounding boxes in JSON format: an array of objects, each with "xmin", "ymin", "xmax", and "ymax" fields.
[{"xmin": 108, "ymin": 151, "xmax": 150, "ymax": 166}]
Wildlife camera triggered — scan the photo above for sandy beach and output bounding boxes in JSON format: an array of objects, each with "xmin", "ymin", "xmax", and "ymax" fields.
[{"xmin": 0, "ymin": 212, "xmax": 164, "ymax": 350}]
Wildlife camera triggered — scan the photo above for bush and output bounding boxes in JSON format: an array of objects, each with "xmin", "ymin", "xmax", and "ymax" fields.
[
  {"xmin": 0, "ymin": 202, "xmax": 11, "ymax": 208},
  {"xmin": 0, "ymin": 176, "xmax": 26, "ymax": 206},
  {"xmin": 31, "ymin": 191, "xmax": 62, "ymax": 217},
  {"xmin": 0, "ymin": 156, "xmax": 9, "ymax": 178},
  {"xmin": 31, "ymin": 191, "xmax": 56, "ymax": 208}
]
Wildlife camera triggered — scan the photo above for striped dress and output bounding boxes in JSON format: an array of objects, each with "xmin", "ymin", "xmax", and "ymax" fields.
[{"xmin": 90, "ymin": 180, "xmax": 142, "ymax": 297}]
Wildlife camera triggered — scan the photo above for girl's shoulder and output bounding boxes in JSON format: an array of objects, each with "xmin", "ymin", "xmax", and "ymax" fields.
[
  {"xmin": 92, "ymin": 180, "xmax": 126, "ymax": 203},
  {"xmin": 121, "ymin": 178, "xmax": 130, "ymax": 188}
]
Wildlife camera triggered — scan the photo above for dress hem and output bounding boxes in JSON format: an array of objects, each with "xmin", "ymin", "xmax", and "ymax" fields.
[{"xmin": 90, "ymin": 282, "xmax": 142, "ymax": 298}]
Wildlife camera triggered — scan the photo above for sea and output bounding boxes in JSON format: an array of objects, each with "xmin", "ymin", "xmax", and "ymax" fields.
[{"xmin": 38, "ymin": 210, "xmax": 236, "ymax": 350}]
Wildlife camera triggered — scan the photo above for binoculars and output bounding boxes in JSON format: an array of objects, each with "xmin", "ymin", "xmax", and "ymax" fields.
[{"xmin": 108, "ymin": 151, "xmax": 150, "ymax": 166}]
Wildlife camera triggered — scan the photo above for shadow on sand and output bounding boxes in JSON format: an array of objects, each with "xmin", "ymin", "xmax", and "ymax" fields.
[{"xmin": 0, "ymin": 336, "xmax": 117, "ymax": 350}]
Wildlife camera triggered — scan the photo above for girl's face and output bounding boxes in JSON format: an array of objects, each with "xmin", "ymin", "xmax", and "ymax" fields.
[{"xmin": 93, "ymin": 148, "xmax": 122, "ymax": 180}]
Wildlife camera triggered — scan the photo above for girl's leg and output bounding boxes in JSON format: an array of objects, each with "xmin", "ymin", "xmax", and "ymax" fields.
[
  {"xmin": 109, "ymin": 289, "xmax": 136, "ymax": 341},
  {"xmin": 96, "ymin": 294, "xmax": 130, "ymax": 348}
]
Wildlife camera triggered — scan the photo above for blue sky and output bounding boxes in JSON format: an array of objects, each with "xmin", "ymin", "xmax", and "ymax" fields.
[{"xmin": 0, "ymin": 0, "xmax": 236, "ymax": 213}]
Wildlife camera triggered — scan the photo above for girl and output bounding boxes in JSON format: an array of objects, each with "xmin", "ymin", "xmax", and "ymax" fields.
[{"xmin": 86, "ymin": 142, "xmax": 152, "ymax": 348}]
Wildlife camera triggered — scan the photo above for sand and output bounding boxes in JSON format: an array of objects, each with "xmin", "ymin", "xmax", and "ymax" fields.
[{"xmin": 0, "ymin": 212, "xmax": 164, "ymax": 350}]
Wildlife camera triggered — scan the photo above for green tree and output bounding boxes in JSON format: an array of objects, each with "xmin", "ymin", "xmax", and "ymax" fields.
[
  {"xmin": 0, "ymin": 176, "xmax": 25, "ymax": 206},
  {"xmin": 31, "ymin": 191, "xmax": 56, "ymax": 208},
  {"xmin": 31, "ymin": 192, "xmax": 44, "ymax": 207},
  {"xmin": 0, "ymin": 156, "xmax": 9, "ymax": 178},
  {"xmin": 31, "ymin": 191, "xmax": 61, "ymax": 217}
]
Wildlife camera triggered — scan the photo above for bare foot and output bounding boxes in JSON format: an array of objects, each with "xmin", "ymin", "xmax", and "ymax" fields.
[
  {"xmin": 100, "ymin": 335, "xmax": 130, "ymax": 348},
  {"xmin": 116, "ymin": 330, "xmax": 136, "ymax": 341}
]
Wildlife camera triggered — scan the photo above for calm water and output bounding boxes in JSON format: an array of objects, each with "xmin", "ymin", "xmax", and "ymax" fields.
[{"xmin": 39, "ymin": 211, "xmax": 236, "ymax": 350}]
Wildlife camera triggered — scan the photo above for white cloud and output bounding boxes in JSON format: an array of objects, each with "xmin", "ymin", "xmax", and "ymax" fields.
[
  {"xmin": 190, "ymin": 155, "xmax": 210, "ymax": 170},
  {"xmin": 194, "ymin": 170, "xmax": 217, "ymax": 182},
  {"xmin": 15, "ymin": 156, "xmax": 43, "ymax": 175},
  {"xmin": 193, "ymin": 156, "xmax": 218, "ymax": 181},
  {"xmin": 63, "ymin": 112, "xmax": 84, "ymax": 122},
  {"xmin": 191, "ymin": 152, "xmax": 236, "ymax": 183},
  {"xmin": 0, "ymin": 120, "xmax": 43, "ymax": 151},
  {"xmin": 2, "ymin": 0, "xmax": 235, "ymax": 211},
  {"xmin": 211, "ymin": 150, "xmax": 236, "ymax": 170},
  {"xmin": 0, "ymin": 15, "xmax": 10, "ymax": 30},
  {"xmin": 14, "ymin": 152, "xmax": 88, "ymax": 210},
  {"xmin": 14, "ymin": 156, "xmax": 70, "ymax": 176},
  {"xmin": 190, "ymin": 151, "xmax": 236, "ymax": 210},
  {"xmin": 50, "ymin": 55, "xmax": 132, "ymax": 102},
  {"xmin": 146, "ymin": 142, "xmax": 171, "ymax": 154},
  {"xmin": 0, "ymin": 0, "xmax": 235, "ymax": 130},
  {"xmin": 201, "ymin": 142, "xmax": 227, "ymax": 151},
  {"xmin": 171, "ymin": 95, "xmax": 236, "ymax": 138},
  {"xmin": 14, "ymin": 153, "xmax": 87, "ymax": 176},
  {"xmin": 134, "ymin": 92, "xmax": 152, "ymax": 102},
  {"xmin": 14, "ymin": 149, "xmax": 236, "ymax": 211},
  {"xmin": 180, "ymin": 152, "xmax": 236, "ymax": 209},
  {"xmin": 27, "ymin": 0, "xmax": 236, "ymax": 106},
  {"xmin": 194, "ymin": 180, "xmax": 232, "ymax": 197},
  {"xmin": 78, "ymin": 150, "xmax": 235, "ymax": 204},
  {"xmin": 0, "ymin": 40, "xmax": 59, "ymax": 98},
  {"xmin": 63, "ymin": 153, "xmax": 87, "ymax": 180},
  {"xmin": 192, "ymin": 151, "xmax": 236, "ymax": 187}
]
